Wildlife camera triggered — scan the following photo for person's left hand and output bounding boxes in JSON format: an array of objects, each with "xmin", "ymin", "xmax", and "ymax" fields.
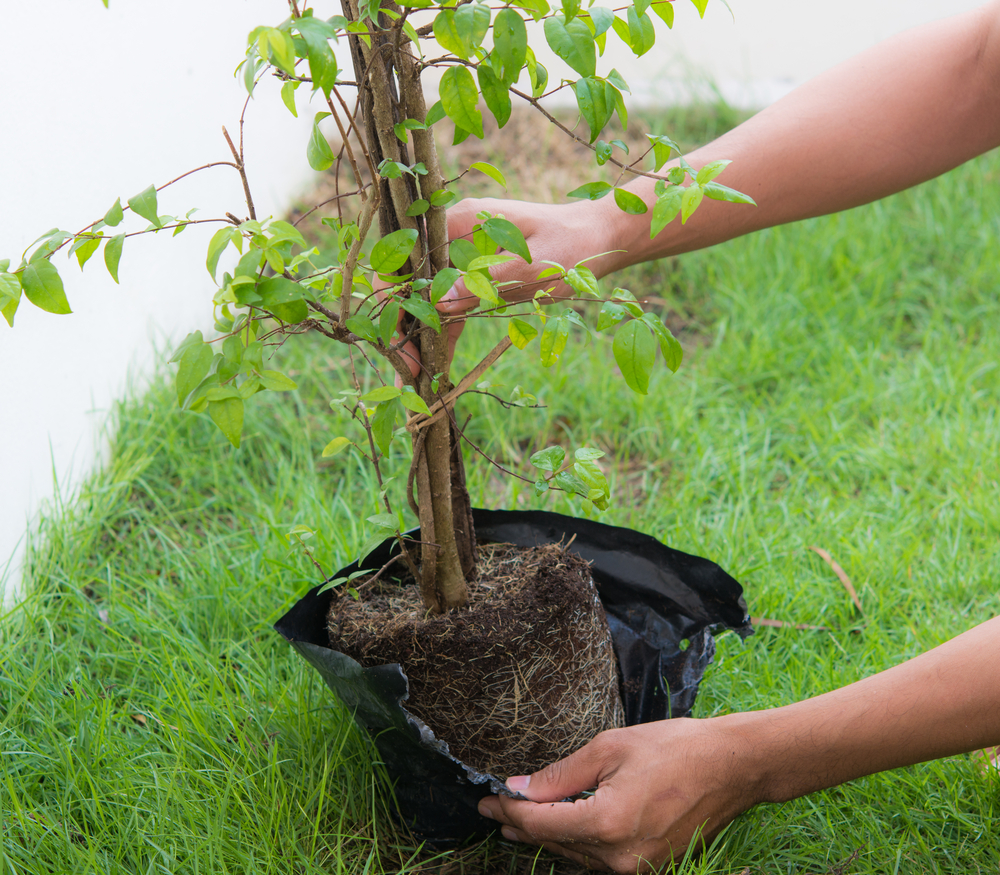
[{"xmin": 477, "ymin": 719, "xmax": 760, "ymax": 873}]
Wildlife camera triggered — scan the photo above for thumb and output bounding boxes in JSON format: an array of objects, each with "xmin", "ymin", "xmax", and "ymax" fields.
[{"xmin": 507, "ymin": 734, "xmax": 617, "ymax": 803}]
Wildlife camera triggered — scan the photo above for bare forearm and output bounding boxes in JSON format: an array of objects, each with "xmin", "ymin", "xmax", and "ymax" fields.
[
  {"xmin": 728, "ymin": 615, "xmax": 1000, "ymax": 806},
  {"xmin": 598, "ymin": 1, "xmax": 1000, "ymax": 273}
]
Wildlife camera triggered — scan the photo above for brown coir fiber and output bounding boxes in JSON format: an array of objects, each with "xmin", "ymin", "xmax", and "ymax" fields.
[{"xmin": 327, "ymin": 542, "xmax": 624, "ymax": 779}]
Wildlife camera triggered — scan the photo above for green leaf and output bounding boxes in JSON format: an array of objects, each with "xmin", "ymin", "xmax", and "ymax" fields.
[
  {"xmin": 379, "ymin": 298, "xmax": 400, "ymax": 345},
  {"xmin": 363, "ymin": 385, "xmax": 402, "ymax": 404},
  {"xmin": 595, "ymin": 141, "xmax": 613, "ymax": 166},
  {"xmin": 265, "ymin": 219, "xmax": 305, "ymax": 248},
  {"xmin": 513, "ymin": 0, "xmax": 550, "ymax": 21},
  {"xmin": 71, "ymin": 234, "xmax": 103, "ymax": 269},
  {"xmin": 20, "ymin": 259, "xmax": 69, "ymax": 314},
  {"xmin": 256, "ymin": 276, "xmax": 306, "ymax": 307},
  {"xmin": 696, "ymin": 159, "xmax": 731, "ymax": 185},
  {"xmin": 259, "ymin": 370, "xmax": 298, "ymax": 391},
  {"xmin": 449, "ymin": 238, "xmax": 480, "ymax": 271},
  {"xmin": 544, "ymin": 15, "xmax": 596, "ymax": 78},
  {"xmin": 493, "ymin": 8, "xmax": 528, "ymax": 84},
  {"xmin": 527, "ymin": 52, "xmax": 548, "ymax": 97},
  {"xmin": 322, "ymin": 437, "xmax": 352, "ymax": 458},
  {"xmin": 597, "ymin": 300, "xmax": 626, "ymax": 331},
  {"xmin": 208, "ymin": 396, "xmax": 244, "ymax": 448},
  {"xmin": 104, "ymin": 198, "xmax": 124, "ymax": 227},
  {"xmin": 242, "ymin": 54, "xmax": 262, "ymax": 95},
  {"xmin": 483, "ymin": 217, "xmax": 531, "ymax": 262},
  {"xmin": 530, "ymin": 445, "xmax": 565, "ymax": 472},
  {"xmin": 440, "ymin": 65, "xmax": 483, "ymax": 139},
  {"xmin": 574, "ymin": 77, "xmax": 615, "ymax": 142},
  {"xmin": 307, "ymin": 113, "xmax": 336, "ymax": 171},
  {"xmin": 650, "ymin": 186, "xmax": 683, "ymax": 237},
  {"xmin": 463, "ymin": 270, "xmax": 500, "ymax": 305},
  {"xmin": 666, "ymin": 165, "xmax": 687, "ymax": 185},
  {"xmin": 643, "ymin": 314, "xmax": 683, "ymax": 372},
  {"xmin": 399, "ymin": 388, "xmax": 432, "ymax": 416},
  {"xmin": 647, "ymin": 133, "xmax": 680, "ymax": 171},
  {"xmin": 433, "ymin": 9, "xmax": 466, "ymax": 57},
  {"xmin": 469, "ymin": 161, "xmax": 507, "ymax": 188},
  {"xmin": 554, "ymin": 469, "xmax": 588, "ymax": 496},
  {"xmin": 567, "ymin": 181, "xmax": 613, "ymax": 200},
  {"xmin": 614, "ymin": 188, "xmax": 648, "ymax": 215},
  {"xmin": 371, "ymin": 228, "xmax": 418, "ymax": 274},
  {"xmin": 370, "ymin": 397, "xmax": 402, "ymax": 456},
  {"xmin": 704, "ymin": 182, "xmax": 757, "ymax": 205},
  {"xmin": 467, "ymin": 250, "xmax": 514, "ymax": 270},
  {"xmin": 478, "ymin": 64, "xmax": 512, "ymax": 129},
  {"xmin": 508, "ymin": 316, "xmax": 538, "ymax": 349},
  {"xmin": 539, "ymin": 313, "xmax": 570, "ymax": 366},
  {"xmin": 269, "ymin": 299, "xmax": 309, "ymax": 323},
  {"xmin": 575, "ymin": 446, "xmax": 605, "ymax": 462},
  {"xmin": 280, "ymin": 80, "xmax": 299, "ymax": 116},
  {"xmin": 406, "ymin": 199, "xmax": 430, "ymax": 216},
  {"xmin": 176, "ymin": 337, "xmax": 213, "ymax": 405},
  {"xmin": 565, "ymin": 265, "xmax": 599, "ymax": 297},
  {"xmin": 0, "ymin": 272, "xmax": 22, "ymax": 327},
  {"xmin": 206, "ymin": 226, "xmax": 241, "ymax": 281},
  {"xmin": 681, "ymin": 183, "xmax": 705, "ymax": 223},
  {"xmin": 690, "ymin": 0, "xmax": 708, "ymax": 18},
  {"xmin": 366, "ymin": 512, "xmax": 398, "ymax": 531},
  {"xmin": 433, "ymin": 4, "xmax": 489, "ymax": 59},
  {"xmin": 426, "ymin": 101, "xmax": 446, "ymax": 126},
  {"xmin": 430, "ymin": 189, "xmax": 455, "ymax": 207},
  {"xmin": 626, "ymin": 7, "xmax": 655, "ymax": 56},
  {"xmin": 585, "ymin": 6, "xmax": 615, "ymax": 36},
  {"xmin": 431, "ymin": 267, "xmax": 461, "ymax": 303},
  {"xmin": 128, "ymin": 185, "xmax": 161, "ymax": 228},
  {"xmin": 295, "ymin": 16, "xmax": 340, "ymax": 96},
  {"xmin": 455, "ymin": 2, "xmax": 490, "ymax": 50},
  {"xmin": 650, "ymin": 0, "xmax": 674, "ymax": 27},
  {"xmin": 346, "ymin": 314, "xmax": 378, "ymax": 342},
  {"xmin": 613, "ymin": 320, "xmax": 655, "ymax": 394},
  {"xmin": 401, "ymin": 296, "xmax": 441, "ymax": 333}
]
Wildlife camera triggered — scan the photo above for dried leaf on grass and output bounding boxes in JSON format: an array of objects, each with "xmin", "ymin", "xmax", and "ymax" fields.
[{"xmin": 808, "ymin": 545, "xmax": 863, "ymax": 614}]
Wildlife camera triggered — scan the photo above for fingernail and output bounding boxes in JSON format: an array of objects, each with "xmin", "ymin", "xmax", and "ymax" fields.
[
  {"xmin": 477, "ymin": 802, "xmax": 493, "ymax": 820},
  {"xmin": 506, "ymin": 775, "xmax": 530, "ymax": 793},
  {"xmin": 501, "ymin": 827, "xmax": 518, "ymax": 842}
]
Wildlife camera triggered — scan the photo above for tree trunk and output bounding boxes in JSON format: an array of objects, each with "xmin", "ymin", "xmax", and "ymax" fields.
[{"xmin": 342, "ymin": 0, "xmax": 476, "ymax": 611}]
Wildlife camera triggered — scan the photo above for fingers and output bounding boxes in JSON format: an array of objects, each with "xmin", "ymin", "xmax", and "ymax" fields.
[{"xmin": 517, "ymin": 730, "xmax": 623, "ymax": 803}]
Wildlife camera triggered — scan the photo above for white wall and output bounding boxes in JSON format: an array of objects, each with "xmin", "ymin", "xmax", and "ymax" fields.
[
  {"xmin": 0, "ymin": 0, "xmax": 982, "ymax": 603},
  {"xmin": 0, "ymin": 0, "xmax": 315, "ymax": 602}
]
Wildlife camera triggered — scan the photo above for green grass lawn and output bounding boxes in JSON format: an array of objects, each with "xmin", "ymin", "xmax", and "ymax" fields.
[{"xmin": 3, "ymin": 110, "xmax": 999, "ymax": 873}]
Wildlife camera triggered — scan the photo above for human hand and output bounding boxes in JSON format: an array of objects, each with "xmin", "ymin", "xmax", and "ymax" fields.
[
  {"xmin": 441, "ymin": 195, "xmax": 618, "ymax": 313},
  {"xmin": 477, "ymin": 718, "xmax": 760, "ymax": 873},
  {"xmin": 389, "ymin": 195, "xmax": 617, "ymax": 380}
]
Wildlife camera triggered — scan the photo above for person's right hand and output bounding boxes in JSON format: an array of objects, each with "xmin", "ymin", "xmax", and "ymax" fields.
[{"xmin": 477, "ymin": 718, "xmax": 760, "ymax": 873}]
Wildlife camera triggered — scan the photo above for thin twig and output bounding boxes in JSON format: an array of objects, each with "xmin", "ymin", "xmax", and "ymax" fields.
[
  {"xmin": 408, "ymin": 336, "xmax": 513, "ymax": 432},
  {"xmin": 325, "ymin": 94, "xmax": 366, "ymax": 201},
  {"xmin": 221, "ymin": 126, "xmax": 257, "ymax": 221},
  {"xmin": 510, "ymin": 87, "xmax": 665, "ymax": 182},
  {"xmin": 291, "ymin": 185, "xmax": 371, "ymax": 227}
]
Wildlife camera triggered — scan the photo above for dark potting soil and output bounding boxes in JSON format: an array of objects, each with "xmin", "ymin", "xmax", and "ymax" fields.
[{"xmin": 326, "ymin": 541, "xmax": 625, "ymax": 778}]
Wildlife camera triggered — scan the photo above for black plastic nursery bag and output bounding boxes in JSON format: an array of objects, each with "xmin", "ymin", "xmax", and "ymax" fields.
[{"xmin": 274, "ymin": 508, "xmax": 752, "ymax": 844}]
